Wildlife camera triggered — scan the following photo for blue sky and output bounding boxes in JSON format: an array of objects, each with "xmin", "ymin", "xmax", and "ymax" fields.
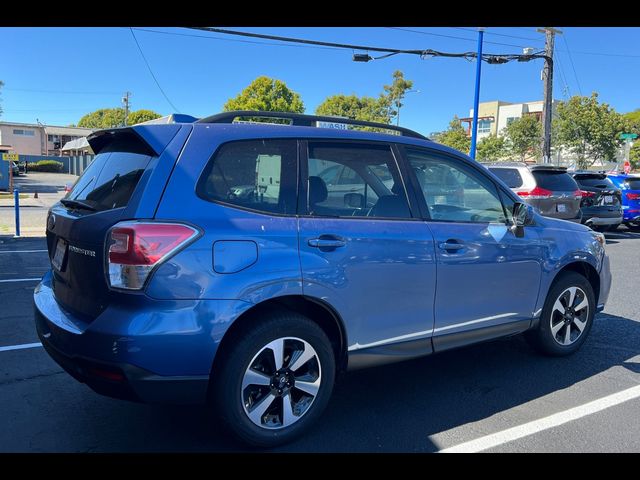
[{"xmin": 1, "ymin": 27, "xmax": 639, "ymax": 135}]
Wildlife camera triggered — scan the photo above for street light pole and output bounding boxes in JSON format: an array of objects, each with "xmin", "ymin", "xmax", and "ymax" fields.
[{"xmin": 469, "ymin": 28, "xmax": 485, "ymax": 160}]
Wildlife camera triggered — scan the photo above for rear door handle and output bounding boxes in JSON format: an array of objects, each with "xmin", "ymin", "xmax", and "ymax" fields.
[
  {"xmin": 438, "ymin": 240, "xmax": 465, "ymax": 251},
  {"xmin": 308, "ymin": 236, "xmax": 347, "ymax": 249}
]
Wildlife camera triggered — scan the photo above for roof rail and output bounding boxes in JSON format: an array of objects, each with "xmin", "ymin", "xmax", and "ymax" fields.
[{"xmin": 197, "ymin": 111, "xmax": 428, "ymax": 140}]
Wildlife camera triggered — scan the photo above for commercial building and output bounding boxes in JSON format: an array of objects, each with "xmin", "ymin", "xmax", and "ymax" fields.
[
  {"xmin": 0, "ymin": 121, "xmax": 94, "ymax": 156},
  {"xmin": 460, "ymin": 100, "xmax": 556, "ymax": 140}
]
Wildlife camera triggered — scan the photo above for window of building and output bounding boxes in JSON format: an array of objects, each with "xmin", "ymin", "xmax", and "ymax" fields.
[
  {"xmin": 506, "ymin": 117, "xmax": 518, "ymax": 126},
  {"xmin": 48, "ymin": 134, "xmax": 61, "ymax": 142},
  {"xmin": 13, "ymin": 129, "xmax": 35, "ymax": 137},
  {"xmin": 478, "ymin": 120, "xmax": 492, "ymax": 134}
]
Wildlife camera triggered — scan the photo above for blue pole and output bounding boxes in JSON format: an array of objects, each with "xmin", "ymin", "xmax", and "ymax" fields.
[
  {"xmin": 14, "ymin": 188, "xmax": 20, "ymax": 237},
  {"xmin": 469, "ymin": 29, "xmax": 484, "ymax": 160}
]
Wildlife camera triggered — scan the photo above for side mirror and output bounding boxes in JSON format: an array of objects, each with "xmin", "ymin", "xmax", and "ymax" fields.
[
  {"xmin": 344, "ymin": 192, "xmax": 365, "ymax": 209},
  {"xmin": 511, "ymin": 202, "xmax": 534, "ymax": 237}
]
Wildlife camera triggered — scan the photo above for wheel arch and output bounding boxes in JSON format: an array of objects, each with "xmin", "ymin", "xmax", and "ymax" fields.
[{"xmin": 209, "ymin": 295, "xmax": 348, "ymax": 387}]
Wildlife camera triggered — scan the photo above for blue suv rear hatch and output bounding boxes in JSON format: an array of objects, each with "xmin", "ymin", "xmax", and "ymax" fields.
[{"xmin": 46, "ymin": 126, "xmax": 182, "ymax": 321}]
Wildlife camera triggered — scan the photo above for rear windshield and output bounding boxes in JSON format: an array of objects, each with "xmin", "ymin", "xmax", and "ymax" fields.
[
  {"xmin": 624, "ymin": 178, "xmax": 640, "ymax": 190},
  {"xmin": 574, "ymin": 175, "xmax": 616, "ymax": 189},
  {"xmin": 67, "ymin": 149, "xmax": 153, "ymax": 212},
  {"xmin": 532, "ymin": 171, "xmax": 578, "ymax": 191},
  {"xmin": 488, "ymin": 167, "xmax": 523, "ymax": 188}
]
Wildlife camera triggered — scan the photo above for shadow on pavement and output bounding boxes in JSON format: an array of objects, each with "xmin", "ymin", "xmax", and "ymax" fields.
[{"xmin": 87, "ymin": 312, "xmax": 640, "ymax": 452}]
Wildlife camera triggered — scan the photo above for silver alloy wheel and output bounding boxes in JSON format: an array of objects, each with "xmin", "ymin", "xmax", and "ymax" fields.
[
  {"xmin": 241, "ymin": 337, "xmax": 322, "ymax": 430},
  {"xmin": 550, "ymin": 286, "xmax": 590, "ymax": 346}
]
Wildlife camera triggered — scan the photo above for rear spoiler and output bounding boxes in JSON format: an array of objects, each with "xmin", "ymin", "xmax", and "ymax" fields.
[{"xmin": 87, "ymin": 124, "xmax": 181, "ymax": 156}]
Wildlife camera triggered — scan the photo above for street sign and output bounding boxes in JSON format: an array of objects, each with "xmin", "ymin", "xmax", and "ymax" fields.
[
  {"xmin": 624, "ymin": 161, "xmax": 631, "ymax": 174},
  {"xmin": 620, "ymin": 133, "xmax": 638, "ymax": 140},
  {"xmin": 2, "ymin": 153, "xmax": 18, "ymax": 161}
]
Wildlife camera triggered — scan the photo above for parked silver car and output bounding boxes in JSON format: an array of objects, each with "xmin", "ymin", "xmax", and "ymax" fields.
[{"xmin": 485, "ymin": 162, "xmax": 582, "ymax": 222}]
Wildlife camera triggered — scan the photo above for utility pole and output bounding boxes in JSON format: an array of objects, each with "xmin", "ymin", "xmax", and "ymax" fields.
[
  {"xmin": 122, "ymin": 91, "xmax": 132, "ymax": 126},
  {"xmin": 469, "ymin": 28, "xmax": 485, "ymax": 160},
  {"xmin": 538, "ymin": 27, "xmax": 561, "ymax": 164}
]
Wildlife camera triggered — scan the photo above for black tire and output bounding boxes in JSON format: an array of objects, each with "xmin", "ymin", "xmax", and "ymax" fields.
[
  {"xmin": 526, "ymin": 271, "xmax": 596, "ymax": 356},
  {"xmin": 605, "ymin": 223, "xmax": 620, "ymax": 232},
  {"xmin": 213, "ymin": 311, "xmax": 335, "ymax": 448},
  {"xmin": 626, "ymin": 222, "xmax": 640, "ymax": 231}
]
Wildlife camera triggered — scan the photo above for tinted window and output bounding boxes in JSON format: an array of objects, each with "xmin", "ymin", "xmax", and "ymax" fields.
[
  {"xmin": 306, "ymin": 143, "xmax": 410, "ymax": 219},
  {"xmin": 532, "ymin": 171, "xmax": 578, "ymax": 191},
  {"xmin": 407, "ymin": 148, "xmax": 507, "ymax": 223},
  {"xmin": 197, "ymin": 139, "xmax": 298, "ymax": 215},
  {"xmin": 67, "ymin": 151, "xmax": 152, "ymax": 212},
  {"xmin": 624, "ymin": 178, "xmax": 640, "ymax": 190},
  {"xmin": 489, "ymin": 167, "xmax": 523, "ymax": 188},
  {"xmin": 574, "ymin": 175, "xmax": 616, "ymax": 189}
]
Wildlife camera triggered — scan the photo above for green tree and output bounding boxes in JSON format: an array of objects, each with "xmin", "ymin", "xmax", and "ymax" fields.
[
  {"xmin": 629, "ymin": 141, "xmax": 640, "ymax": 171},
  {"xmin": 223, "ymin": 76, "xmax": 304, "ymax": 115},
  {"xmin": 623, "ymin": 109, "xmax": 640, "ymax": 135},
  {"xmin": 434, "ymin": 116, "xmax": 471, "ymax": 154},
  {"xmin": 553, "ymin": 93, "xmax": 626, "ymax": 169},
  {"xmin": 476, "ymin": 134, "xmax": 508, "ymax": 162},
  {"xmin": 78, "ymin": 108, "xmax": 126, "ymax": 128},
  {"xmin": 382, "ymin": 70, "xmax": 414, "ymax": 124},
  {"xmin": 127, "ymin": 109, "xmax": 162, "ymax": 125},
  {"xmin": 504, "ymin": 115, "xmax": 542, "ymax": 162},
  {"xmin": 315, "ymin": 94, "xmax": 390, "ymax": 124}
]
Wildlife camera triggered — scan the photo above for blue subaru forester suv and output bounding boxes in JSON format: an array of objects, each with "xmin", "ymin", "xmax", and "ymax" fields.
[{"xmin": 35, "ymin": 111, "xmax": 612, "ymax": 446}]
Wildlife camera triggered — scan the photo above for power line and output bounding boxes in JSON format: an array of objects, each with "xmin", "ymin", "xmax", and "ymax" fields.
[
  {"xmin": 561, "ymin": 35, "xmax": 582, "ymax": 96},
  {"xmin": 386, "ymin": 26, "xmax": 533, "ymax": 49},
  {"xmin": 450, "ymin": 27, "xmax": 543, "ymax": 43},
  {"xmin": 129, "ymin": 27, "xmax": 180, "ymax": 113},
  {"xmin": 553, "ymin": 52, "xmax": 571, "ymax": 98},
  {"xmin": 131, "ymin": 27, "xmax": 342, "ymax": 51},
  {"xmin": 186, "ymin": 27, "xmax": 548, "ymax": 65}
]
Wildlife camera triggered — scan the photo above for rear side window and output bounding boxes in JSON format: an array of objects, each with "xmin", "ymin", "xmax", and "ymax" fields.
[
  {"xmin": 624, "ymin": 178, "xmax": 640, "ymax": 190},
  {"xmin": 488, "ymin": 167, "xmax": 524, "ymax": 188},
  {"xmin": 532, "ymin": 171, "xmax": 578, "ymax": 191},
  {"xmin": 574, "ymin": 175, "xmax": 616, "ymax": 189},
  {"xmin": 67, "ymin": 150, "xmax": 153, "ymax": 212},
  {"xmin": 197, "ymin": 139, "xmax": 298, "ymax": 215}
]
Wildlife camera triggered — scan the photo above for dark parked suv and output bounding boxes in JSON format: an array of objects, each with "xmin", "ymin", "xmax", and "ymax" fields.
[
  {"xmin": 485, "ymin": 163, "xmax": 582, "ymax": 223},
  {"xmin": 35, "ymin": 112, "xmax": 611, "ymax": 447},
  {"xmin": 570, "ymin": 171, "xmax": 623, "ymax": 231}
]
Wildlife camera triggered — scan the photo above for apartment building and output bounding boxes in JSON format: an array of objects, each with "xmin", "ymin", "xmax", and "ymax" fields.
[{"xmin": 0, "ymin": 121, "xmax": 94, "ymax": 156}]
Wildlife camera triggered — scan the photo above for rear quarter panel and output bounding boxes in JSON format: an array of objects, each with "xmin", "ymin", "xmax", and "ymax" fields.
[{"xmin": 148, "ymin": 125, "xmax": 303, "ymax": 303}]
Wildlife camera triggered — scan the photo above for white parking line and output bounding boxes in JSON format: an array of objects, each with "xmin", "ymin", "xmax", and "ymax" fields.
[
  {"xmin": 0, "ymin": 342, "xmax": 43, "ymax": 352},
  {"xmin": 0, "ymin": 278, "xmax": 41, "ymax": 283},
  {"xmin": 438, "ymin": 384, "xmax": 640, "ymax": 453},
  {"xmin": 0, "ymin": 250, "xmax": 48, "ymax": 254}
]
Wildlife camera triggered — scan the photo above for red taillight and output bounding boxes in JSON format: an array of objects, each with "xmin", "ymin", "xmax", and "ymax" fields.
[
  {"xmin": 626, "ymin": 192, "xmax": 640, "ymax": 200},
  {"xmin": 518, "ymin": 186, "xmax": 553, "ymax": 199},
  {"xmin": 578, "ymin": 190, "xmax": 595, "ymax": 198},
  {"xmin": 107, "ymin": 222, "xmax": 199, "ymax": 290}
]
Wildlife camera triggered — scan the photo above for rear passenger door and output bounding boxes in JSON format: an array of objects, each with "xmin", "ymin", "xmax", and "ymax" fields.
[
  {"xmin": 298, "ymin": 141, "xmax": 437, "ymax": 360},
  {"xmin": 400, "ymin": 147, "xmax": 543, "ymax": 350}
]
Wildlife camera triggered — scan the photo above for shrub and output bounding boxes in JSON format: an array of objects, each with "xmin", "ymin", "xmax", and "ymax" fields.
[{"xmin": 29, "ymin": 160, "xmax": 64, "ymax": 172}]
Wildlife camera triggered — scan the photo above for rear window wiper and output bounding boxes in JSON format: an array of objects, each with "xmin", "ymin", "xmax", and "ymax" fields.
[{"xmin": 60, "ymin": 198, "xmax": 97, "ymax": 211}]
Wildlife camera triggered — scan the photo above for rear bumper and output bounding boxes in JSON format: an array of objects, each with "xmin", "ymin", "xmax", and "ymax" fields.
[{"xmin": 34, "ymin": 270, "xmax": 250, "ymax": 404}]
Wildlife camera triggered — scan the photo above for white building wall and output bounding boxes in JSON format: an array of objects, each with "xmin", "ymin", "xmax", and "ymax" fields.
[{"xmin": 496, "ymin": 104, "xmax": 524, "ymax": 136}]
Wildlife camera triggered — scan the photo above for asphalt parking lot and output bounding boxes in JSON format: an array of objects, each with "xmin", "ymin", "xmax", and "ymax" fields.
[{"xmin": 1, "ymin": 229, "xmax": 639, "ymax": 452}]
